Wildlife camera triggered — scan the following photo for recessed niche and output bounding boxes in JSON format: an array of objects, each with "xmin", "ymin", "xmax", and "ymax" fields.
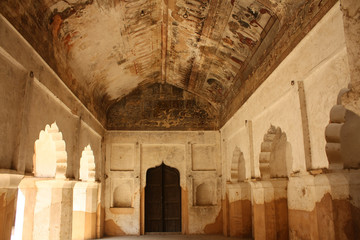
[
  {"xmin": 193, "ymin": 179, "xmax": 216, "ymax": 206},
  {"xmin": 79, "ymin": 145, "xmax": 95, "ymax": 182},
  {"xmin": 34, "ymin": 122, "xmax": 67, "ymax": 179},
  {"xmin": 112, "ymin": 179, "xmax": 133, "ymax": 208},
  {"xmin": 230, "ymin": 146, "xmax": 246, "ymax": 182}
]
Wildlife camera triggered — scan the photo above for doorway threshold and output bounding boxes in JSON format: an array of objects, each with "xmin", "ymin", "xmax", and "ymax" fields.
[{"xmin": 145, "ymin": 232, "xmax": 182, "ymax": 235}]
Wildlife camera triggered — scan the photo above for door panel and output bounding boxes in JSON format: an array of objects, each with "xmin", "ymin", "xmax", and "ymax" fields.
[
  {"xmin": 163, "ymin": 165, "xmax": 181, "ymax": 232},
  {"xmin": 145, "ymin": 164, "xmax": 181, "ymax": 232},
  {"xmin": 145, "ymin": 166, "xmax": 163, "ymax": 232}
]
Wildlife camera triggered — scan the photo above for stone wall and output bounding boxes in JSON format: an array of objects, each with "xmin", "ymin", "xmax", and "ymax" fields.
[
  {"xmin": 220, "ymin": 3, "xmax": 360, "ymax": 239},
  {"xmin": 0, "ymin": 14, "xmax": 105, "ymax": 239},
  {"xmin": 104, "ymin": 131, "xmax": 222, "ymax": 235},
  {"xmin": 221, "ymin": 2, "xmax": 350, "ymax": 177},
  {"xmin": 1, "ymin": 1, "xmax": 359, "ymax": 239},
  {"xmin": 0, "ymin": 14, "xmax": 105, "ymax": 178}
]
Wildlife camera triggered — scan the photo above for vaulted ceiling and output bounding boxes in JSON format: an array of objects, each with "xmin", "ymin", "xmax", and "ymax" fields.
[{"xmin": 0, "ymin": 0, "xmax": 336, "ymax": 130}]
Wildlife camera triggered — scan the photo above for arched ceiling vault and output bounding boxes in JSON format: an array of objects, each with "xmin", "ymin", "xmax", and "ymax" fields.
[{"xmin": 0, "ymin": 0, "xmax": 337, "ymax": 130}]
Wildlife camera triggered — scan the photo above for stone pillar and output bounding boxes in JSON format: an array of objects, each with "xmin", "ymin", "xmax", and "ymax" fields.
[
  {"xmin": 32, "ymin": 180, "xmax": 75, "ymax": 240},
  {"xmin": 12, "ymin": 177, "xmax": 38, "ymax": 240},
  {"xmin": 0, "ymin": 173, "xmax": 23, "ymax": 240},
  {"xmin": 226, "ymin": 182, "xmax": 252, "ymax": 238},
  {"xmin": 250, "ymin": 181, "xmax": 267, "ymax": 240},
  {"xmin": 72, "ymin": 182, "xmax": 98, "ymax": 240},
  {"xmin": 250, "ymin": 179, "xmax": 288, "ymax": 240},
  {"xmin": 288, "ymin": 175, "xmax": 320, "ymax": 240}
]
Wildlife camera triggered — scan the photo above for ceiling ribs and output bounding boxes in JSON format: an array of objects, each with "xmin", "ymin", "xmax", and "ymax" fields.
[
  {"xmin": 161, "ymin": 0, "xmax": 169, "ymax": 84},
  {"xmin": 187, "ymin": 0, "xmax": 235, "ymax": 93}
]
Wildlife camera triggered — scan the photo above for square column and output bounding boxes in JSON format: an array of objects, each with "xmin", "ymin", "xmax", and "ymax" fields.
[
  {"xmin": 250, "ymin": 179, "xmax": 288, "ymax": 240},
  {"xmin": 72, "ymin": 182, "xmax": 99, "ymax": 240},
  {"xmin": 33, "ymin": 180, "xmax": 75, "ymax": 240},
  {"xmin": 0, "ymin": 173, "xmax": 23, "ymax": 240}
]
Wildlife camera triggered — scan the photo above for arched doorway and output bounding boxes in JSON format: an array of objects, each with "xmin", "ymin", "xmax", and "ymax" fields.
[{"xmin": 145, "ymin": 163, "xmax": 181, "ymax": 233}]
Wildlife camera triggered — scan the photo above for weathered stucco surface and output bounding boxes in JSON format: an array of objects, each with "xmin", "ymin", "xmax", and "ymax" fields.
[
  {"xmin": 107, "ymin": 83, "xmax": 218, "ymax": 130},
  {"xmin": 105, "ymin": 131, "xmax": 221, "ymax": 235},
  {"xmin": 0, "ymin": 14, "xmax": 104, "ymax": 178},
  {"xmin": 219, "ymin": 3, "xmax": 360, "ymax": 239},
  {"xmin": 287, "ymin": 172, "xmax": 360, "ymax": 239},
  {"xmin": 0, "ymin": 0, "xmax": 359, "ymax": 239},
  {"xmin": 0, "ymin": 174, "xmax": 23, "ymax": 240},
  {"xmin": 72, "ymin": 182, "xmax": 99, "ymax": 240},
  {"xmin": 221, "ymin": 2, "xmax": 350, "ymax": 176},
  {"xmin": 0, "ymin": 14, "xmax": 106, "ymax": 239}
]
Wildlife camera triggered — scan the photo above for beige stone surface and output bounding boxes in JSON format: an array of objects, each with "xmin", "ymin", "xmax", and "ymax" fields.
[
  {"xmin": 32, "ymin": 180, "xmax": 76, "ymax": 240},
  {"xmin": 79, "ymin": 145, "xmax": 96, "ymax": 182},
  {"xmin": 110, "ymin": 144, "xmax": 135, "ymax": 171},
  {"xmin": 34, "ymin": 122, "xmax": 67, "ymax": 178},
  {"xmin": 303, "ymin": 6, "xmax": 350, "ymax": 169},
  {"xmin": 105, "ymin": 131, "xmax": 221, "ymax": 235},
  {"xmin": 1, "ymin": 14, "xmax": 105, "ymax": 238},
  {"xmin": 0, "ymin": 14, "xmax": 105, "ymax": 178},
  {"xmin": 0, "ymin": 173, "xmax": 23, "ymax": 240},
  {"xmin": 13, "ymin": 177, "xmax": 38, "ymax": 240},
  {"xmin": 287, "ymin": 170, "xmax": 360, "ymax": 239},
  {"xmin": 73, "ymin": 182, "xmax": 99, "ymax": 240},
  {"xmin": 221, "ymin": 2, "xmax": 350, "ymax": 180},
  {"xmin": 191, "ymin": 144, "xmax": 216, "ymax": 171},
  {"xmin": 0, "ymin": 49, "xmax": 27, "ymax": 170},
  {"xmin": 0, "ymin": 1, "xmax": 359, "ymax": 240}
]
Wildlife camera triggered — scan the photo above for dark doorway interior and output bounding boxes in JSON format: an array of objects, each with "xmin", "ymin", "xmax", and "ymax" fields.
[{"xmin": 145, "ymin": 163, "xmax": 181, "ymax": 232}]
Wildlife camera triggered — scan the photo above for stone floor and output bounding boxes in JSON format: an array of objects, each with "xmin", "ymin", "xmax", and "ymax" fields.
[{"xmin": 99, "ymin": 235, "xmax": 248, "ymax": 240}]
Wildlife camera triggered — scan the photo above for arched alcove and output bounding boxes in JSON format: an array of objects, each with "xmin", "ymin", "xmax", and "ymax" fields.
[
  {"xmin": 196, "ymin": 182, "xmax": 214, "ymax": 206},
  {"xmin": 259, "ymin": 125, "xmax": 292, "ymax": 179},
  {"xmin": 33, "ymin": 122, "xmax": 67, "ymax": 178},
  {"xmin": 113, "ymin": 184, "xmax": 132, "ymax": 208},
  {"xmin": 79, "ymin": 145, "xmax": 96, "ymax": 182},
  {"xmin": 230, "ymin": 146, "xmax": 246, "ymax": 182}
]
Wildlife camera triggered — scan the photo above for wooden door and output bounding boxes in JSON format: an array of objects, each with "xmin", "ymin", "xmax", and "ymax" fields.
[{"xmin": 145, "ymin": 163, "xmax": 181, "ymax": 232}]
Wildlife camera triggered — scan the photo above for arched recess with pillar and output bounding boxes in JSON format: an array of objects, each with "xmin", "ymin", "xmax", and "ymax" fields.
[
  {"xmin": 259, "ymin": 125, "xmax": 293, "ymax": 180},
  {"xmin": 13, "ymin": 122, "xmax": 73, "ymax": 240},
  {"xmin": 72, "ymin": 144, "xmax": 98, "ymax": 240},
  {"xmin": 225, "ymin": 145, "xmax": 252, "ymax": 238},
  {"xmin": 252, "ymin": 125, "xmax": 291, "ymax": 240}
]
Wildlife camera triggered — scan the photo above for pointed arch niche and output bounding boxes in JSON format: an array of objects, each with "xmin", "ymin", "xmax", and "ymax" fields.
[
  {"xmin": 33, "ymin": 122, "xmax": 67, "ymax": 179},
  {"xmin": 13, "ymin": 123, "xmax": 70, "ymax": 240},
  {"xmin": 259, "ymin": 125, "xmax": 293, "ymax": 179},
  {"xmin": 230, "ymin": 146, "xmax": 246, "ymax": 182},
  {"xmin": 79, "ymin": 145, "xmax": 96, "ymax": 182},
  {"xmin": 72, "ymin": 145, "xmax": 98, "ymax": 240}
]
